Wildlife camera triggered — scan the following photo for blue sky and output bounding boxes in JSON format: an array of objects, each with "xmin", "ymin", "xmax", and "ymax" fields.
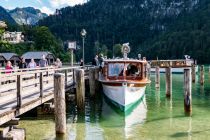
[{"xmin": 0, "ymin": 0, "xmax": 86, "ymax": 15}]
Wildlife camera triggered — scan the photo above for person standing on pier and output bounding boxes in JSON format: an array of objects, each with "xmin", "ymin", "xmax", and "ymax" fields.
[
  {"xmin": 39, "ymin": 55, "xmax": 48, "ymax": 67},
  {"xmin": 18, "ymin": 57, "xmax": 27, "ymax": 69},
  {"xmin": 98, "ymin": 54, "xmax": 104, "ymax": 68},
  {"xmin": 5, "ymin": 61, "xmax": 13, "ymax": 74},
  {"xmin": 80, "ymin": 59, "xmax": 83, "ymax": 66},
  {"xmin": 92, "ymin": 55, "xmax": 99, "ymax": 66},
  {"xmin": 54, "ymin": 58, "xmax": 62, "ymax": 68},
  {"xmin": 28, "ymin": 59, "xmax": 37, "ymax": 68}
]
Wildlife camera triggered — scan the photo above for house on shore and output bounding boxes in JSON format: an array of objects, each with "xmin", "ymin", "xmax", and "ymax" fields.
[
  {"xmin": 2, "ymin": 31, "xmax": 24, "ymax": 44},
  {"xmin": 0, "ymin": 53, "xmax": 21, "ymax": 66},
  {"xmin": 22, "ymin": 51, "xmax": 55, "ymax": 65}
]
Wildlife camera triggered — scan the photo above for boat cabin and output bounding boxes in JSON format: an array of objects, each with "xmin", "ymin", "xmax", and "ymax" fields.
[{"xmin": 102, "ymin": 59, "xmax": 147, "ymax": 81}]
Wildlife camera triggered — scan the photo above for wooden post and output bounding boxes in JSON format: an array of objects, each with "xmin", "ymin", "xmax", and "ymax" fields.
[
  {"xmin": 89, "ymin": 67, "xmax": 96, "ymax": 97},
  {"xmin": 54, "ymin": 73, "xmax": 66, "ymax": 134},
  {"xmin": 147, "ymin": 65, "xmax": 151, "ymax": 79},
  {"xmin": 35, "ymin": 73, "xmax": 38, "ymax": 87},
  {"xmin": 71, "ymin": 49, "xmax": 73, "ymax": 66},
  {"xmin": 191, "ymin": 65, "xmax": 196, "ymax": 83},
  {"xmin": 200, "ymin": 65, "xmax": 204, "ymax": 85},
  {"xmin": 76, "ymin": 69, "xmax": 85, "ymax": 110},
  {"xmin": 155, "ymin": 66, "xmax": 160, "ymax": 88},
  {"xmin": 17, "ymin": 75, "xmax": 22, "ymax": 108},
  {"xmin": 165, "ymin": 67, "xmax": 172, "ymax": 98},
  {"xmin": 64, "ymin": 70, "xmax": 68, "ymax": 87},
  {"xmin": 184, "ymin": 68, "xmax": 192, "ymax": 116},
  {"xmin": 40, "ymin": 72, "xmax": 43, "ymax": 97}
]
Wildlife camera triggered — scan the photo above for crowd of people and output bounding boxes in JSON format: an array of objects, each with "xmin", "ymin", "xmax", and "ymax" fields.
[
  {"xmin": 91, "ymin": 54, "xmax": 104, "ymax": 68},
  {"xmin": 3, "ymin": 53, "xmax": 105, "ymax": 74},
  {"xmin": 4, "ymin": 55, "xmax": 62, "ymax": 74}
]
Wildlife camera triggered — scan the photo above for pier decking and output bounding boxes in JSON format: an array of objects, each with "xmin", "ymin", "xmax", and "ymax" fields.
[{"xmin": 0, "ymin": 66, "xmax": 89, "ymax": 125}]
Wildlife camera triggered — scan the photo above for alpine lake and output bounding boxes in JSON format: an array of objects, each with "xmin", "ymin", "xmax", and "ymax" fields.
[{"xmin": 18, "ymin": 66, "xmax": 210, "ymax": 140}]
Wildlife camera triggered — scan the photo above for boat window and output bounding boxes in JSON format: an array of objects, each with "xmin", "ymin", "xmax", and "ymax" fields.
[
  {"xmin": 126, "ymin": 64, "xmax": 139, "ymax": 76},
  {"xmin": 108, "ymin": 63, "xmax": 125, "ymax": 76}
]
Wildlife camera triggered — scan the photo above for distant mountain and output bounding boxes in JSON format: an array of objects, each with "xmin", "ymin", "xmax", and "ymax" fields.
[
  {"xmin": 0, "ymin": 6, "xmax": 16, "ymax": 25},
  {"xmin": 9, "ymin": 7, "xmax": 48, "ymax": 25}
]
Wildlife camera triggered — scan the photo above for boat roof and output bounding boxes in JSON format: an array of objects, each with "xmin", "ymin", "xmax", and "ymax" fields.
[{"xmin": 104, "ymin": 58, "xmax": 147, "ymax": 63}]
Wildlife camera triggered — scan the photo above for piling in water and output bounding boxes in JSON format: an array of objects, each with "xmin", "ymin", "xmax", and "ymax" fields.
[
  {"xmin": 76, "ymin": 69, "xmax": 85, "ymax": 110},
  {"xmin": 165, "ymin": 67, "xmax": 172, "ymax": 98},
  {"xmin": 200, "ymin": 65, "xmax": 204, "ymax": 85},
  {"xmin": 184, "ymin": 68, "xmax": 192, "ymax": 116},
  {"xmin": 147, "ymin": 64, "xmax": 151, "ymax": 79},
  {"xmin": 155, "ymin": 66, "xmax": 160, "ymax": 88},
  {"xmin": 54, "ymin": 73, "xmax": 66, "ymax": 134},
  {"xmin": 191, "ymin": 65, "xmax": 196, "ymax": 83}
]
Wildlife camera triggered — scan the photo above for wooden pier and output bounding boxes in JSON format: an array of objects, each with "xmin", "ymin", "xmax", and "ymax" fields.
[
  {"xmin": 0, "ymin": 66, "xmax": 90, "ymax": 126},
  {"xmin": 149, "ymin": 59, "xmax": 195, "ymax": 116}
]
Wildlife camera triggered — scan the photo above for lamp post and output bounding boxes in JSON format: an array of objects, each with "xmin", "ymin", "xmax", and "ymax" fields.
[{"xmin": 81, "ymin": 29, "xmax": 87, "ymax": 67}]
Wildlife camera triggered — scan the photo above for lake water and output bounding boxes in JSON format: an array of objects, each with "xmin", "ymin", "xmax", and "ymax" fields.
[{"xmin": 19, "ymin": 67, "xmax": 210, "ymax": 140}]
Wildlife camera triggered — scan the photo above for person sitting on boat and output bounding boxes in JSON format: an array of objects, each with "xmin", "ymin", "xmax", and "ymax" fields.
[{"xmin": 127, "ymin": 65, "xmax": 138, "ymax": 76}]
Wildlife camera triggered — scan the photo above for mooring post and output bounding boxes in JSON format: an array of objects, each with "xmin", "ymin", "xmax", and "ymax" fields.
[
  {"xmin": 165, "ymin": 67, "xmax": 172, "ymax": 98},
  {"xmin": 147, "ymin": 64, "xmax": 151, "ymax": 79},
  {"xmin": 155, "ymin": 66, "xmax": 160, "ymax": 88},
  {"xmin": 76, "ymin": 69, "xmax": 85, "ymax": 110},
  {"xmin": 191, "ymin": 65, "xmax": 196, "ymax": 83},
  {"xmin": 54, "ymin": 73, "xmax": 66, "ymax": 134},
  {"xmin": 184, "ymin": 68, "xmax": 192, "ymax": 116},
  {"xmin": 89, "ymin": 67, "xmax": 96, "ymax": 97},
  {"xmin": 200, "ymin": 65, "xmax": 204, "ymax": 85}
]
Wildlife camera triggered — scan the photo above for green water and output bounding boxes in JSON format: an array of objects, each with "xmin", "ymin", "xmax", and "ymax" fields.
[{"xmin": 19, "ymin": 67, "xmax": 210, "ymax": 140}]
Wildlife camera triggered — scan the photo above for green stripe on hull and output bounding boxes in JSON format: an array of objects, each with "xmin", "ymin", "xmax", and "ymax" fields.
[{"xmin": 103, "ymin": 93, "xmax": 145, "ymax": 116}]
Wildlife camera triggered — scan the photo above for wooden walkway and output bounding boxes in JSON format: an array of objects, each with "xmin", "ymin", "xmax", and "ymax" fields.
[{"xmin": 0, "ymin": 66, "xmax": 89, "ymax": 125}]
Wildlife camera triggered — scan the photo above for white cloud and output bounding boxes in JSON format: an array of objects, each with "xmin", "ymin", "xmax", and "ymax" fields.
[
  {"xmin": 50, "ymin": 0, "xmax": 85, "ymax": 8},
  {"xmin": 40, "ymin": 6, "xmax": 54, "ymax": 15}
]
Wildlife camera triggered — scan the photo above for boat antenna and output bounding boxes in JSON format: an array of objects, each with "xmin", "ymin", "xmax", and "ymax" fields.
[{"xmin": 122, "ymin": 43, "xmax": 130, "ymax": 59}]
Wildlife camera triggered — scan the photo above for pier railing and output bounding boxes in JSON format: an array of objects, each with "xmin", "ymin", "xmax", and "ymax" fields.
[{"xmin": 0, "ymin": 66, "xmax": 90, "ymax": 125}]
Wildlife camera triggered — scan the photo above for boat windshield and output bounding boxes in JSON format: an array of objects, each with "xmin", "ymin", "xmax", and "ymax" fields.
[
  {"xmin": 108, "ymin": 63, "xmax": 127, "ymax": 76},
  {"xmin": 108, "ymin": 63, "xmax": 141, "ymax": 77}
]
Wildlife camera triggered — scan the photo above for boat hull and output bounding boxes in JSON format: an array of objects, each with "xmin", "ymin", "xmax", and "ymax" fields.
[{"xmin": 102, "ymin": 83, "xmax": 146, "ymax": 111}]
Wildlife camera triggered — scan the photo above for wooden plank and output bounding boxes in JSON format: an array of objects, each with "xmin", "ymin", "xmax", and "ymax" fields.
[{"xmin": 0, "ymin": 83, "xmax": 16, "ymax": 93}]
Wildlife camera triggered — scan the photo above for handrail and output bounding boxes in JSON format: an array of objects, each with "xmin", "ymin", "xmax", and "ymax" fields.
[{"xmin": 0, "ymin": 66, "xmax": 89, "ymax": 77}]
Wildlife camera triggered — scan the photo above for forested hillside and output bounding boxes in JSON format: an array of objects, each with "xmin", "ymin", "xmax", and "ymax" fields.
[
  {"xmin": 140, "ymin": 0, "xmax": 210, "ymax": 63},
  {"xmin": 39, "ymin": 0, "xmax": 206, "ymax": 62}
]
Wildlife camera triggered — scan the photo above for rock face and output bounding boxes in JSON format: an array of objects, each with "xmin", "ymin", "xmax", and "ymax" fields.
[
  {"xmin": 0, "ymin": 6, "xmax": 16, "ymax": 25},
  {"xmin": 9, "ymin": 7, "xmax": 48, "ymax": 25}
]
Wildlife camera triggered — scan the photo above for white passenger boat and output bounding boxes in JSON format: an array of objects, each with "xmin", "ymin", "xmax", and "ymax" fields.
[{"xmin": 99, "ymin": 43, "xmax": 150, "ymax": 111}]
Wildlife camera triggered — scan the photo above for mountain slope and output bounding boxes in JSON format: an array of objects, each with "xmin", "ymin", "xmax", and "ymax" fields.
[
  {"xmin": 0, "ymin": 6, "xmax": 16, "ymax": 25},
  {"xmin": 139, "ymin": 0, "xmax": 210, "ymax": 63},
  {"xmin": 39, "ymin": 0, "xmax": 210, "ymax": 63},
  {"xmin": 9, "ymin": 7, "xmax": 47, "ymax": 25}
]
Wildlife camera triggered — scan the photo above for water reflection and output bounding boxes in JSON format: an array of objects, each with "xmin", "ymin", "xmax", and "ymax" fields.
[{"xmin": 101, "ymin": 96, "xmax": 147, "ymax": 139}]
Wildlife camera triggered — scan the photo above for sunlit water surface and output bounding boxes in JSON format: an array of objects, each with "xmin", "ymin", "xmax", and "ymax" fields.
[{"xmin": 19, "ymin": 67, "xmax": 210, "ymax": 140}]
